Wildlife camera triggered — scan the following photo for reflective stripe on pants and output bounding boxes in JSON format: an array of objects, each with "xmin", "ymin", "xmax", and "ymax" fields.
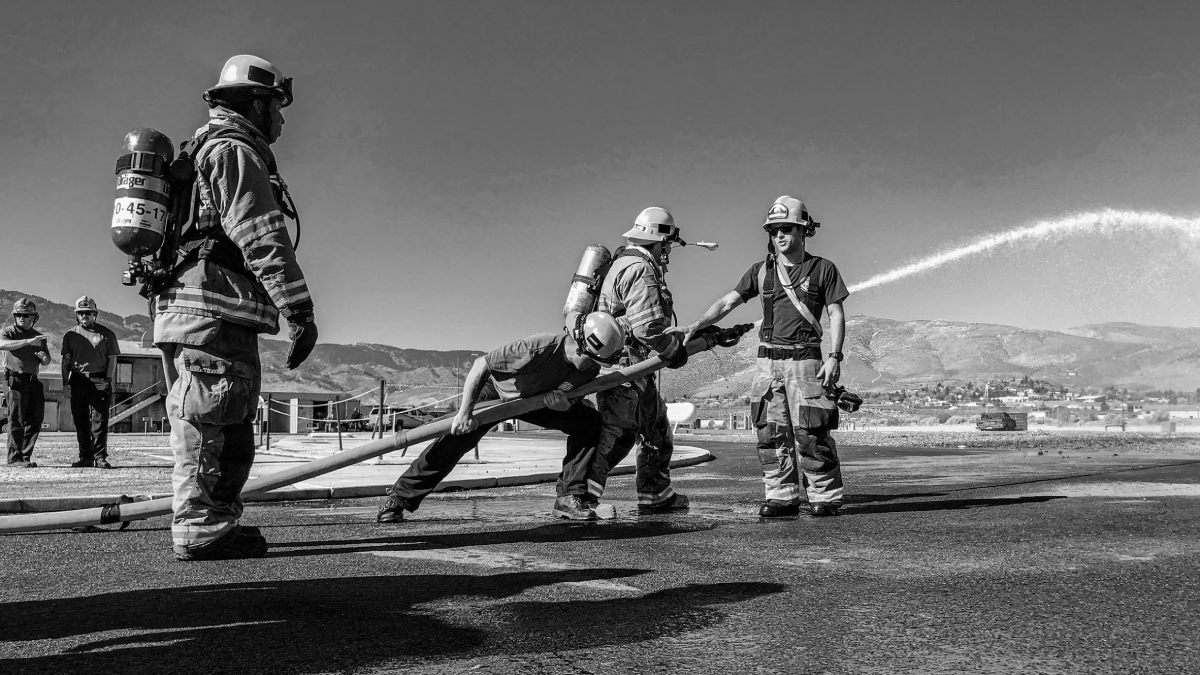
[
  {"xmin": 752, "ymin": 356, "xmax": 843, "ymax": 504},
  {"xmin": 165, "ymin": 322, "xmax": 261, "ymax": 549},
  {"xmin": 590, "ymin": 376, "xmax": 676, "ymax": 504}
]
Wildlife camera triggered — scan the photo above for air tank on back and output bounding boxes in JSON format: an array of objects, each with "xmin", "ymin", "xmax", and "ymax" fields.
[
  {"xmin": 111, "ymin": 128, "xmax": 175, "ymax": 257},
  {"xmin": 563, "ymin": 244, "xmax": 613, "ymax": 318}
]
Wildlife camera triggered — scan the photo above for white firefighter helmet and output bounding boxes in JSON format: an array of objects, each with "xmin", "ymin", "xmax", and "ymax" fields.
[
  {"xmin": 623, "ymin": 207, "xmax": 679, "ymax": 244},
  {"xmin": 763, "ymin": 196, "xmax": 818, "ymax": 229},
  {"xmin": 74, "ymin": 296, "xmax": 98, "ymax": 313},
  {"xmin": 204, "ymin": 55, "xmax": 294, "ymax": 107},
  {"xmin": 578, "ymin": 311, "xmax": 626, "ymax": 364}
]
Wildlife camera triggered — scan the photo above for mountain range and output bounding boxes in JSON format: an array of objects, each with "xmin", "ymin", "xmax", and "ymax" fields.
[
  {"xmin": 3, "ymin": 290, "xmax": 1198, "ymax": 401},
  {"xmin": 658, "ymin": 316, "xmax": 1200, "ymax": 399}
]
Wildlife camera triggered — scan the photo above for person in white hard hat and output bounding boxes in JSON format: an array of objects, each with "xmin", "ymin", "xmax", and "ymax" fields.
[
  {"xmin": 378, "ymin": 312, "xmax": 626, "ymax": 523},
  {"xmin": 159, "ymin": 55, "xmax": 317, "ymax": 562},
  {"xmin": 584, "ymin": 207, "xmax": 693, "ymax": 516},
  {"xmin": 676, "ymin": 196, "xmax": 849, "ymax": 518},
  {"xmin": 61, "ymin": 296, "xmax": 121, "ymax": 469},
  {"xmin": 0, "ymin": 298, "xmax": 51, "ymax": 468}
]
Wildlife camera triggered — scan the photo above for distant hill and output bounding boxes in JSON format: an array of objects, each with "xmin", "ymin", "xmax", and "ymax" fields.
[
  {"xmin": 257, "ymin": 339, "xmax": 483, "ymax": 405},
  {"xmin": 0, "ymin": 289, "xmax": 481, "ymax": 406},
  {"xmin": 0, "ymin": 290, "xmax": 149, "ymax": 342},
  {"xmin": 6, "ymin": 289, "xmax": 1200, "ymax": 401}
]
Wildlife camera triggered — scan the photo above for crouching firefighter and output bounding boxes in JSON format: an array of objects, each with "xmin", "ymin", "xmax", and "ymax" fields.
[
  {"xmin": 676, "ymin": 196, "xmax": 850, "ymax": 518},
  {"xmin": 127, "ymin": 55, "xmax": 318, "ymax": 560},
  {"xmin": 377, "ymin": 312, "xmax": 626, "ymax": 523}
]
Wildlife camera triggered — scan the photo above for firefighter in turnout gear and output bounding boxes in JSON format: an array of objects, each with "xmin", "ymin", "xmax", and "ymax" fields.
[
  {"xmin": 676, "ymin": 196, "xmax": 849, "ymax": 518},
  {"xmin": 585, "ymin": 207, "xmax": 692, "ymax": 515},
  {"xmin": 0, "ymin": 299, "xmax": 51, "ymax": 467},
  {"xmin": 61, "ymin": 296, "xmax": 121, "ymax": 469},
  {"xmin": 158, "ymin": 55, "xmax": 317, "ymax": 561}
]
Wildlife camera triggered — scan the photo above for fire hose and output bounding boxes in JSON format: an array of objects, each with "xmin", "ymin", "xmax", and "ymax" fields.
[{"xmin": 0, "ymin": 324, "xmax": 752, "ymax": 534}]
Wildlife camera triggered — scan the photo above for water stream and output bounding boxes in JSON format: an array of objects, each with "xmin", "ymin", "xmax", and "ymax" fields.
[{"xmin": 848, "ymin": 209, "xmax": 1200, "ymax": 294}]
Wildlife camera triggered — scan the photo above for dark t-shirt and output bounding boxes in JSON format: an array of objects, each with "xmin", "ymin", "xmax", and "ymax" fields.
[
  {"xmin": 734, "ymin": 253, "xmax": 849, "ymax": 346},
  {"xmin": 62, "ymin": 324, "xmax": 121, "ymax": 377},
  {"xmin": 484, "ymin": 333, "xmax": 599, "ymax": 401},
  {"xmin": 1, "ymin": 324, "xmax": 47, "ymax": 374}
]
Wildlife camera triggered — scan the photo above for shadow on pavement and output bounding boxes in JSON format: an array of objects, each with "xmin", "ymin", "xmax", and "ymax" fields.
[
  {"xmin": 266, "ymin": 520, "xmax": 720, "ymax": 558},
  {"xmin": 844, "ymin": 492, "xmax": 949, "ymax": 504},
  {"xmin": 0, "ymin": 572, "xmax": 785, "ymax": 674},
  {"xmin": 846, "ymin": 495, "xmax": 1065, "ymax": 515}
]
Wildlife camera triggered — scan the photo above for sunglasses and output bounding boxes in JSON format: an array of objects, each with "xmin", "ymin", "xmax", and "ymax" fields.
[
  {"xmin": 767, "ymin": 224, "xmax": 799, "ymax": 236},
  {"xmin": 13, "ymin": 313, "xmax": 35, "ymax": 317},
  {"xmin": 581, "ymin": 348, "xmax": 621, "ymax": 366},
  {"xmin": 78, "ymin": 312, "xmax": 98, "ymax": 317}
]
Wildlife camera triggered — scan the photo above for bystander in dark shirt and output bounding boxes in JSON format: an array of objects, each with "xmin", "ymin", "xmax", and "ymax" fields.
[
  {"xmin": 1, "ymin": 325, "xmax": 46, "ymax": 375},
  {"xmin": 62, "ymin": 324, "xmax": 121, "ymax": 377}
]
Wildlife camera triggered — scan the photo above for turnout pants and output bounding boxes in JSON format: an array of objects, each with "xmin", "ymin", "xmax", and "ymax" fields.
[
  {"xmin": 752, "ymin": 356, "xmax": 843, "ymax": 505},
  {"xmin": 5, "ymin": 374, "xmax": 44, "ymax": 464},
  {"xmin": 388, "ymin": 401, "xmax": 602, "ymax": 511},
  {"xmin": 589, "ymin": 375, "xmax": 676, "ymax": 505},
  {"xmin": 165, "ymin": 323, "xmax": 261, "ymax": 550},
  {"xmin": 69, "ymin": 375, "xmax": 112, "ymax": 462}
]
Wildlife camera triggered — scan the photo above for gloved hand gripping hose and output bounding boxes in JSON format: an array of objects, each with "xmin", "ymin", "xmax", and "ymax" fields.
[{"xmin": 696, "ymin": 323, "xmax": 754, "ymax": 348}]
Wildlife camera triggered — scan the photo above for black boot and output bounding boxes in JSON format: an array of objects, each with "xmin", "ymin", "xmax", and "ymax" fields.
[
  {"xmin": 809, "ymin": 502, "xmax": 841, "ymax": 518},
  {"xmin": 377, "ymin": 496, "xmax": 406, "ymax": 523},
  {"xmin": 758, "ymin": 500, "xmax": 800, "ymax": 518},
  {"xmin": 174, "ymin": 525, "xmax": 268, "ymax": 561}
]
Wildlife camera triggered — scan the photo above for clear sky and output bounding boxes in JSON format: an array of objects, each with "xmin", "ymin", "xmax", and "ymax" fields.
[{"xmin": 4, "ymin": 1, "xmax": 1200, "ymax": 349}]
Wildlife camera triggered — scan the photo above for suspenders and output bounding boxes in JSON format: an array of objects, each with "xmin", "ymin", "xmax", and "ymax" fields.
[{"xmin": 757, "ymin": 254, "xmax": 824, "ymax": 341}]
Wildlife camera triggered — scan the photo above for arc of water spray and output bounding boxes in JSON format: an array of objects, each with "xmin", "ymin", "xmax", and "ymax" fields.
[{"xmin": 847, "ymin": 209, "xmax": 1200, "ymax": 294}]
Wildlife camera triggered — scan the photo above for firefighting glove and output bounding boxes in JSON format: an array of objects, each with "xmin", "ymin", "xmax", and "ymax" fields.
[
  {"xmin": 696, "ymin": 323, "xmax": 754, "ymax": 348},
  {"xmin": 832, "ymin": 386, "xmax": 863, "ymax": 413},
  {"xmin": 666, "ymin": 342, "xmax": 689, "ymax": 369},
  {"xmin": 285, "ymin": 313, "xmax": 319, "ymax": 370}
]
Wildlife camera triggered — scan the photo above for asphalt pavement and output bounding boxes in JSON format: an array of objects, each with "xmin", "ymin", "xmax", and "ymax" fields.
[{"xmin": 2, "ymin": 440, "xmax": 1199, "ymax": 674}]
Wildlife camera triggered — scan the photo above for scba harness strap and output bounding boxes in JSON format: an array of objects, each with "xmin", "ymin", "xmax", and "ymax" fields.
[
  {"xmin": 757, "ymin": 254, "xmax": 823, "ymax": 344},
  {"xmin": 137, "ymin": 125, "xmax": 300, "ymax": 298}
]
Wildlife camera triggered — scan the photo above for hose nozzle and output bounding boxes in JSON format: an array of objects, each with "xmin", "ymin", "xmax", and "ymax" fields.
[{"xmin": 693, "ymin": 241, "xmax": 718, "ymax": 251}]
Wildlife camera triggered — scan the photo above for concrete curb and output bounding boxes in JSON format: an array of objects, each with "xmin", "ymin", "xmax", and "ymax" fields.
[{"xmin": 0, "ymin": 450, "xmax": 715, "ymax": 514}]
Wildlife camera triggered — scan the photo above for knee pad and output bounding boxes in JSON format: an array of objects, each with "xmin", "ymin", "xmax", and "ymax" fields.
[
  {"xmin": 224, "ymin": 422, "xmax": 257, "ymax": 464},
  {"xmin": 797, "ymin": 433, "xmax": 838, "ymax": 473},
  {"xmin": 757, "ymin": 422, "xmax": 789, "ymax": 466},
  {"xmin": 756, "ymin": 421, "xmax": 787, "ymax": 448}
]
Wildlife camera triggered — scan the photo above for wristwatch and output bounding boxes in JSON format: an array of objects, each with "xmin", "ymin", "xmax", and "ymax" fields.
[{"xmin": 828, "ymin": 351, "xmax": 844, "ymax": 361}]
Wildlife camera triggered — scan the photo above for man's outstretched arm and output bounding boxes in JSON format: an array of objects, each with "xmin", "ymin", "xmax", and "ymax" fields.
[{"xmin": 675, "ymin": 291, "xmax": 745, "ymax": 344}]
